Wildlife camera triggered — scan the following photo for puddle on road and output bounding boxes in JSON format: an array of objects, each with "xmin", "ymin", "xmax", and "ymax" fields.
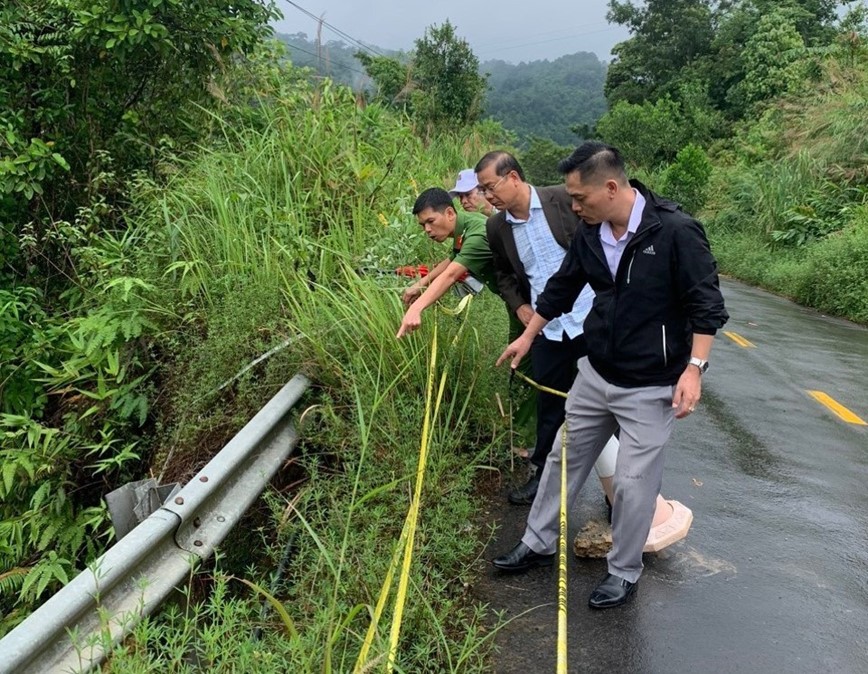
[
  {"xmin": 650, "ymin": 544, "xmax": 738, "ymax": 580},
  {"xmin": 702, "ymin": 388, "xmax": 784, "ymax": 481}
]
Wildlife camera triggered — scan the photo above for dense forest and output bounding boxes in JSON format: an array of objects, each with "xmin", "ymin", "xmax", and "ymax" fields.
[
  {"xmin": 275, "ymin": 31, "xmax": 607, "ymax": 146},
  {"xmin": 483, "ymin": 53, "xmax": 607, "ymax": 145},
  {"xmin": 1, "ymin": 0, "xmax": 866, "ymax": 671}
]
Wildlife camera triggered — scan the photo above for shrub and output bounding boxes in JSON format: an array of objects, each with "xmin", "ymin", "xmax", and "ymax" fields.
[
  {"xmin": 659, "ymin": 143, "xmax": 713, "ymax": 215},
  {"xmin": 595, "ymin": 97, "xmax": 685, "ymax": 168},
  {"xmin": 520, "ymin": 136, "xmax": 573, "ymax": 186},
  {"xmin": 793, "ymin": 210, "xmax": 868, "ymax": 323}
]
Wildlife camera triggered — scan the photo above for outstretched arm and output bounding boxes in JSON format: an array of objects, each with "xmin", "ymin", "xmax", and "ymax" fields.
[
  {"xmin": 495, "ymin": 312, "xmax": 550, "ymax": 370},
  {"xmin": 397, "ymin": 260, "xmax": 469, "ymax": 338},
  {"xmin": 402, "ymin": 258, "xmax": 450, "ymax": 307}
]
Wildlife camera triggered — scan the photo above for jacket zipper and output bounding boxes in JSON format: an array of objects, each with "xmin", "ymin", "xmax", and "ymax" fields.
[
  {"xmin": 592, "ymin": 221, "xmax": 659, "ymax": 360},
  {"xmin": 662, "ymin": 325, "xmax": 668, "ymax": 367}
]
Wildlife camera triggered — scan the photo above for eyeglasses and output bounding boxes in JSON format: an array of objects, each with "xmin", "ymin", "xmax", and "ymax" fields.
[{"xmin": 478, "ymin": 174, "xmax": 508, "ymax": 195}]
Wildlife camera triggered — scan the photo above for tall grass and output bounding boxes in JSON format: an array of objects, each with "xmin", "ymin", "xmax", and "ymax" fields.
[
  {"xmin": 144, "ymin": 82, "xmax": 508, "ymax": 310},
  {"xmin": 704, "ymin": 50, "xmax": 868, "ymax": 324},
  {"xmin": 102, "ymin": 66, "xmax": 515, "ymax": 670},
  {"xmin": 706, "ymin": 151, "xmax": 818, "ymax": 237}
]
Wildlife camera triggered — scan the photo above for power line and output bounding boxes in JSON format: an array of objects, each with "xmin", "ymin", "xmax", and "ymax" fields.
[
  {"xmin": 283, "ymin": 41, "xmax": 369, "ymax": 78},
  {"xmin": 279, "ymin": 0, "xmax": 387, "ymax": 59}
]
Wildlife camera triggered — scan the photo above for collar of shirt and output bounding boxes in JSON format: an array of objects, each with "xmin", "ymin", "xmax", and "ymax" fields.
[
  {"xmin": 599, "ymin": 189, "xmax": 645, "ymax": 245},
  {"xmin": 599, "ymin": 189, "xmax": 647, "ymax": 280},
  {"xmin": 504, "ymin": 186, "xmax": 541, "ymax": 225},
  {"xmin": 454, "ymin": 214, "xmax": 468, "ymax": 242}
]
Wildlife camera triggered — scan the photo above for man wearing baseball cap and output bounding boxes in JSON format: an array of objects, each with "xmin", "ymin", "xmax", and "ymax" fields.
[{"xmin": 450, "ymin": 168, "xmax": 497, "ymax": 218}]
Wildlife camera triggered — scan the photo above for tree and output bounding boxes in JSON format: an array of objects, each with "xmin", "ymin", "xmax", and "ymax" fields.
[
  {"xmin": 354, "ymin": 21, "xmax": 486, "ymax": 130},
  {"xmin": 604, "ymin": 0, "xmax": 845, "ymax": 119},
  {"xmin": 484, "ymin": 52, "xmax": 608, "ymax": 146},
  {"xmin": 658, "ymin": 143, "xmax": 714, "ymax": 214},
  {"xmin": 520, "ymin": 137, "xmax": 573, "ymax": 186},
  {"xmin": 726, "ymin": 9, "xmax": 807, "ymax": 115},
  {"xmin": 595, "ymin": 97, "xmax": 687, "ymax": 168},
  {"xmin": 0, "ymin": 0, "xmax": 278, "ymax": 284},
  {"xmin": 605, "ymin": 0, "xmax": 716, "ymax": 105},
  {"xmin": 356, "ymin": 52, "xmax": 410, "ymax": 103},
  {"xmin": 410, "ymin": 21, "xmax": 487, "ymax": 129}
]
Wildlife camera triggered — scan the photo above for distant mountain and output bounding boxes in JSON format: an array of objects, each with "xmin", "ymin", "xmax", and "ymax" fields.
[
  {"xmin": 483, "ymin": 53, "xmax": 607, "ymax": 146},
  {"xmin": 274, "ymin": 33, "xmax": 607, "ymax": 146}
]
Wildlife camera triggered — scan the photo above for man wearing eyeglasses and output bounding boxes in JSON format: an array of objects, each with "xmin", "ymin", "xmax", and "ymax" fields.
[{"xmin": 474, "ymin": 150, "xmax": 594, "ymax": 505}]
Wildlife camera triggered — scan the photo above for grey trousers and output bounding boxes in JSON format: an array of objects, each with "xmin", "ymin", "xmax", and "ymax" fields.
[{"xmin": 521, "ymin": 357, "xmax": 675, "ymax": 583}]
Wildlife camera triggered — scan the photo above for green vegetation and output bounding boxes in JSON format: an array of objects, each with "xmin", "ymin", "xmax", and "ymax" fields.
[
  {"xmin": 1, "ymin": 0, "xmax": 278, "ymax": 630},
  {"xmin": 1, "ymin": 3, "xmax": 516, "ymax": 668},
  {"xmin": 357, "ymin": 20, "xmax": 488, "ymax": 133},
  {"xmin": 483, "ymin": 52, "xmax": 608, "ymax": 146},
  {"xmin": 98, "ymin": 74, "xmax": 513, "ymax": 665},
  {"xmin": 518, "ymin": 137, "xmax": 575, "ymax": 187},
  {"xmin": 3, "ymin": 0, "xmax": 867, "ymax": 670},
  {"xmin": 596, "ymin": 0, "xmax": 868, "ymax": 324},
  {"xmin": 704, "ymin": 50, "xmax": 868, "ymax": 323},
  {"xmin": 274, "ymin": 32, "xmax": 608, "ymax": 148}
]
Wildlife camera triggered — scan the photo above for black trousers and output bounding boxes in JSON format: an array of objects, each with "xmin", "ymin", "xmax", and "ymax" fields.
[{"xmin": 529, "ymin": 331, "xmax": 587, "ymax": 473}]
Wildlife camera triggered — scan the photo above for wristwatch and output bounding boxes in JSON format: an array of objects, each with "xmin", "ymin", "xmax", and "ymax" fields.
[{"xmin": 688, "ymin": 357, "xmax": 709, "ymax": 374}]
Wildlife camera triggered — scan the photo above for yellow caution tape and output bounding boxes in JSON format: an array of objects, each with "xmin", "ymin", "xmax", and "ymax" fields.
[
  {"xmin": 387, "ymin": 324, "xmax": 443, "ymax": 671},
  {"xmin": 436, "ymin": 292, "xmax": 474, "ymax": 316},
  {"xmin": 359, "ymin": 313, "xmax": 574, "ymax": 671},
  {"xmin": 511, "ymin": 367, "xmax": 570, "ymax": 671},
  {"xmin": 557, "ymin": 422, "xmax": 568, "ymax": 673},
  {"xmin": 354, "ymin": 516, "xmax": 410, "ymax": 670},
  {"xmin": 512, "ymin": 368, "xmax": 569, "ymax": 399},
  {"xmin": 355, "ymin": 323, "xmax": 445, "ymax": 672}
]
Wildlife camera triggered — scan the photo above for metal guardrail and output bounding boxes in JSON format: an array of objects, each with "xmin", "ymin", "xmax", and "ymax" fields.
[{"xmin": 0, "ymin": 374, "xmax": 311, "ymax": 674}]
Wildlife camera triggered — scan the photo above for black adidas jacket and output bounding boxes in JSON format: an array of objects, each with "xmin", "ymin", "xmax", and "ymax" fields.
[{"xmin": 535, "ymin": 180, "xmax": 728, "ymax": 388}]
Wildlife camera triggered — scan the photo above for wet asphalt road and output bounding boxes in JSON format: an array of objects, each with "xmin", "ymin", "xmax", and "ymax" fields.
[{"xmin": 473, "ymin": 278, "xmax": 868, "ymax": 673}]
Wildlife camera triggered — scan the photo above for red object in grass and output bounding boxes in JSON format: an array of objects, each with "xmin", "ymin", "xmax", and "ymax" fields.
[{"xmin": 395, "ymin": 265, "xmax": 429, "ymax": 278}]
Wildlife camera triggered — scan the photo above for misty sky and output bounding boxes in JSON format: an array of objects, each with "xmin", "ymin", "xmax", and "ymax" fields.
[{"xmin": 272, "ymin": 0, "xmax": 631, "ymax": 63}]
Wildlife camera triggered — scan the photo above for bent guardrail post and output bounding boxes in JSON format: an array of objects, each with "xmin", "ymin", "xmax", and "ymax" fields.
[{"xmin": 0, "ymin": 374, "xmax": 310, "ymax": 674}]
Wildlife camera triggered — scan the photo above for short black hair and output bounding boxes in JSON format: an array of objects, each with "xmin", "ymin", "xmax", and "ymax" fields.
[
  {"xmin": 558, "ymin": 142, "xmax": 628, "ymax": 184},
  {"xmin": 474, "ymin": 150, "xmax": 526, "ymax": 182},
  {"xmin": 412, "ymin": 187, "xmax": 455, "ymax": 215}
]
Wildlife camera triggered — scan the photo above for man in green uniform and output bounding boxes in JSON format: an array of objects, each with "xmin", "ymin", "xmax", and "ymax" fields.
[
  {"xmin": 397, "ymin": 187, "xmax": 536, "ymax": 454},
  {"xmin": 398, "ymin": 187, "xmax": 498, "ymax": 336}
]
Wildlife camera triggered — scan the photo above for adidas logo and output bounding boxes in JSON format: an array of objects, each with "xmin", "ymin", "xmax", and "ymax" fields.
[{"xmin": 642, "ymin": 245, "xmax": 656, "ymax": 255}]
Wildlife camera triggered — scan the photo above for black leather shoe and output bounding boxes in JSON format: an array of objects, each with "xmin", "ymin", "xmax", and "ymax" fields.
[
  {"xmin": 508, "ymin": 473, "xmax": 540, "ymax": 505},
  {"xmin": 588, "ymin": 573, "xmax": 637, "ymax": 609},
  {"xmin": 492, "ymin": 542, "xmax": 555, "ymax": 572}
]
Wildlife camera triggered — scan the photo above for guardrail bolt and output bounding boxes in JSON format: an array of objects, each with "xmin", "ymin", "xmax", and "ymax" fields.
[
  {"xmin": 217, "ymin": 515, "xmax": 226, "ymax": 523},
  {"xmin": 174, "ymin": 497, "xmax": 184, "ymax": 505},
  {"xmin": 193, "ymin": 517, "xmax": 201, "ymax": 528},
  {"xmin": 194, "ymin": 540, "xmax": 203, "ymax": 547},
  {"xmin": 199, "ymin": 476, "xmax": 209, "ymax": 482}
]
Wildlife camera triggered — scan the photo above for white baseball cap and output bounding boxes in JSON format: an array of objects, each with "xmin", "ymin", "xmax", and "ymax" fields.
[{"xmin": 449, "ymin": 168, "xmax": 479, "ymax": 195}]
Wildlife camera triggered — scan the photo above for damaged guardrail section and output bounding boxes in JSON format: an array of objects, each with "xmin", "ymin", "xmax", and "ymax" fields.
[{"xmin": 0, "ymin": 374, "xmax": 311, "ymax": 674}]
